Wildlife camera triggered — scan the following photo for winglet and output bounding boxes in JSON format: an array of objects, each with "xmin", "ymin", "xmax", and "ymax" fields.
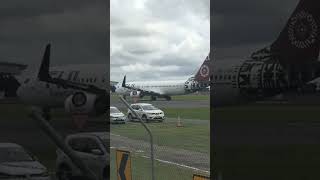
[
  {"xmin": 38, "ymin": 43, "xmax": 51, "ymax": 81},
  {"xmin": 122, "ymin": 75, "xmax": 126, "ymax": 87}
]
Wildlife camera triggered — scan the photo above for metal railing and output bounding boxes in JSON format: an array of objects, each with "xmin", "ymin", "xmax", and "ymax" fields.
[{"xmin": 119, "ymin": 96, "xmax": 155, "ymax": 180}]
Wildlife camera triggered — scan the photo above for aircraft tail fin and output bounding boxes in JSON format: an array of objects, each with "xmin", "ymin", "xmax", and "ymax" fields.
[
  {"xmin": 194, "ymin": 52, "xmax": 212, "ymax": 82},
  {"xmin": 270, "ymin": 0, "xmax": 320, "ymax": 64},
  {"xmin": 38, "ymin": 43, "xmax": 51, "ymax": 81},
  {"xmin": 122, "ymin": 75, "xmax": 126, "ymax": 87}
]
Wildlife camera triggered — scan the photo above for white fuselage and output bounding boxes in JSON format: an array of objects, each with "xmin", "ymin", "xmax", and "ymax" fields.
[
  {"xmin": 211, "ymin": 60, "xmax": 244, "ymax": 105},
  {"xmin": 212, "ymin": 58, "xmax": 288, "ymax": 106},
  {"xmin": 115, "ymin": 79, "xmax": 191, "ymax": 97},
  {"xmin": 16, "ymin": 64, "xmax": 107, "ymax": 108}
]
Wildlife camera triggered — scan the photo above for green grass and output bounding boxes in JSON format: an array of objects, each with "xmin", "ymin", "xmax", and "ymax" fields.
[
  {"xmin": 213, "ymin": 105, "xmax": 320, "ymax": 121},
  {"xmin": 116, "ymin": 107, "xmax": 210, "ymax": 120},
  {"xmin": 163, "ymin": 107, "xmax": 210, "ymax": 120},
  {"xmin": 171, "ymin": 94, "xmax": 209, "ymax": 101},
  {"xmin": 111, "ymin": 120, "xmax": 210, "ymax": 154},
  {"xmin": 110, "ymin": 150, "xmax": 197, "ymax": 180},
  {"xmin": 110, "ymin": 94, "xmax": 209, "ymax": 102}
]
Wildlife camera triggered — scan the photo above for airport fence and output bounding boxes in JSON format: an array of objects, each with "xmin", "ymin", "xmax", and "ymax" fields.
[{"xmin": 110, "ymin": 96, "xmax": 210, "ymax": 180}]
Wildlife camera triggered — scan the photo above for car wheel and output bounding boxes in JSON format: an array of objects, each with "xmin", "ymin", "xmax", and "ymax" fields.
[
  {"xmin": 142, "ymin": 115, "xmax": 148, "ymax": 122},
  {"xmin": 57, "ymin": 165, "xmax": 73, "ymax": 180},
  {"xmin": 128, "ymin": 114, "xmax": 133, "ymax": 121}
]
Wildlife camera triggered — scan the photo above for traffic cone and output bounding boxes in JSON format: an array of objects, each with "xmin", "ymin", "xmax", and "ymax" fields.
[{"xmin": 176, "ymin": 115, "xmax": 183, "ymax": 127}]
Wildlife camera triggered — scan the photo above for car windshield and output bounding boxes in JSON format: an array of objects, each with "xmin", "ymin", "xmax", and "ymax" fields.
[
  {"xmin": 142, "ymin": 105, "xmax": 158, "ymax": 110},
  {"xmin": 110, "ymin": 107, "xmax": 121, "ymax": 113},
  {"xmin": 0, "ymin": 147, "xmax": 34, "ymax": 163}
]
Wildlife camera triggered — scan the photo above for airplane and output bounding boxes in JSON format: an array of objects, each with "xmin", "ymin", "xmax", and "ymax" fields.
[
  {"xmin": 16, "ymin": 44, "xmax": 108, "ymax": 120},
  {"xmin": 113, "ymin": 54, "xmax": 212, "ymax": 101},
  {"xmin": 211, "ymin": 0, "xmax": 320, "ymax": 106}
]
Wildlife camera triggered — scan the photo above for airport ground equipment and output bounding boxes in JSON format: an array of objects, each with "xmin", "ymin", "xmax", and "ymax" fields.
[
  {"xmin": 119, "ymin": 96, "xmax": 155, "ymax": 180},
  {"xmin": 30, "ymin": 107, "xmax": 97, "ymax": 180}
]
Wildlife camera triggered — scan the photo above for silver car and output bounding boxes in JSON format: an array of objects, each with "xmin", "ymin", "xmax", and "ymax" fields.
[
  {"xmin": 110, "ymin": 106, "xmax": 126, "ymax": 124},
  {"xmin": 0, "ymin": 143, "xmax": 50, "ymax": 180},
  {"xmin": 127, "ymin": 103, "xmax": 165, "ymax": 122}
]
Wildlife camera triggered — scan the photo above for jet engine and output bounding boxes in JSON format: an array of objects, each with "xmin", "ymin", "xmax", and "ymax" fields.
[
  {"xmin": 64, "ymin": 92, "xmax": 108, "ymax": 116},
  {"xmin": 184, "ymin": 78, "xmax": 200, "ymax": 92},
  {"xmin": 237, "ymin": 60, "xmax": 287, "ymax": 98},
  {"xmin": 130, "ymin": 90, "xmax": 141, "ymax": 98}
]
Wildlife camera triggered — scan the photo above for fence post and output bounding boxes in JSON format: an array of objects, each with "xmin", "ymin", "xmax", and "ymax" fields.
[{"xmin": 119, "ymin": 96, "xmax": 155, "ymax": 180}]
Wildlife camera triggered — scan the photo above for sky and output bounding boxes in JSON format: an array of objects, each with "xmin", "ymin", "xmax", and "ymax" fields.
[
  {"xmin": 0, "ymin": 0, "xmax": 108, "ymax": 69},
  {"xmin": 0, "ymin": 0, "xmax": 302, "ymax": 82},
  {"xmin": 212, "ymin": 0, "xmax": 299, "ymax": 60},
  {"xmin": 110, "ymin": 0, "xmax": 210, "ymax": 82}
]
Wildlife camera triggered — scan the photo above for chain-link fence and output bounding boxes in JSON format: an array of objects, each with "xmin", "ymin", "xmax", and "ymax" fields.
[{"xmin": 110, "ymin": 96, "xmax": 210, "ymax": 179}]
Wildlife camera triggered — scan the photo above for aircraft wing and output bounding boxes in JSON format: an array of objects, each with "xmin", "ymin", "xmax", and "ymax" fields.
[{"xmin": 121, "ymin": 75, "xmax": 163, "ymax": 97}]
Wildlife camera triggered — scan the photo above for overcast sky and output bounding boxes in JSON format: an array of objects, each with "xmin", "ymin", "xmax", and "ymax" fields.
[
  {"xmin": 212, "ymin": 0, "xmax": 299, "ymax": 60},
  {"xmin": 0, "ymin": 0, "xmax": 108, "ymax": 70},
  {"xmin": 110, "ymin": 0, "xmax": 210, "ymax": 82},
  {"xmin": 0, "ymin": 1, "xmax": 303, "ymax": 82}
]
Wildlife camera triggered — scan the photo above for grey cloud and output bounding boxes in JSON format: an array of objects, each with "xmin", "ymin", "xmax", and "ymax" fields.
[
  {"xmin": 111, "ymin": 0, "xmax": 209, "ymax": 81},
  {"xmin": 0, "ymin": 0, "xmax": 108, "ymax": 66},
  {"xmin": 213, "ymin": 0, "xmax": 299, "ymax": 48}
]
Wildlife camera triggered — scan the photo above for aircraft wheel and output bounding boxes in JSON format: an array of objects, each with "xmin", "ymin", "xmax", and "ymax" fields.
[{"xmin": 128, "ymin": 114, "xmax": 133, "ymax": 121}]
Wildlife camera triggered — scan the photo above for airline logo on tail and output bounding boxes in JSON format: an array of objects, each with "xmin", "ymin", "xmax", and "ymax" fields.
[
  {"xmin": 270, "ymin": 0, "xmax": 320, "ymax": 64},
  {"xmin": 195, "ymin": 53, "xmax": 212, "ymax": 82},
  {"xmin": 288, "ymin": 10, "xmax": 318, "ymax": 49}
]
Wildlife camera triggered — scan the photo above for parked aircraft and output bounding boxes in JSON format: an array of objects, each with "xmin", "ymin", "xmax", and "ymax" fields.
[{"xmin": 16, "ymin": 44, "xmax": 108, "ymax": 120}]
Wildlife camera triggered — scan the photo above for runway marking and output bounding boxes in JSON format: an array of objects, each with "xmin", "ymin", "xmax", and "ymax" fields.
[
  {"xmin": 110, "ymin": 133, "xmax": 210, "ymax": 173},
  {"xmin": 111, "ymin": 144, "xmax": 209, "ymax": 173},
  {"xmin": 140, "ymin": 155, "xmax": 210, "ymax": 174}
]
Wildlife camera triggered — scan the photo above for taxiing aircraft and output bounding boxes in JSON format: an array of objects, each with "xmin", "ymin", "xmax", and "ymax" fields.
[
  {"xmin": 211, "ymin": 0, "xmax": 320, "ymax": 106},
  {"xmin": 113, "ymin": 54, "xmax": 212, "ymax": 101}
]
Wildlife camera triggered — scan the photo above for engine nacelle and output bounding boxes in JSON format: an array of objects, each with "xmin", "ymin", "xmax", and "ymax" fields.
[
  {"xmin": 184, "ymin": 78, "xmax": 201, "ymax": 92},
  {"xmin": 238, "ymin": 60, "xmax": 287, "ymax": 98},
  {"xmin": 64, "ymin": 92, "xmax": 108, "ymax": 116},
  {"xmin": 130, "ymin": 91, "xmax": 141, "ymax": 97}
]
